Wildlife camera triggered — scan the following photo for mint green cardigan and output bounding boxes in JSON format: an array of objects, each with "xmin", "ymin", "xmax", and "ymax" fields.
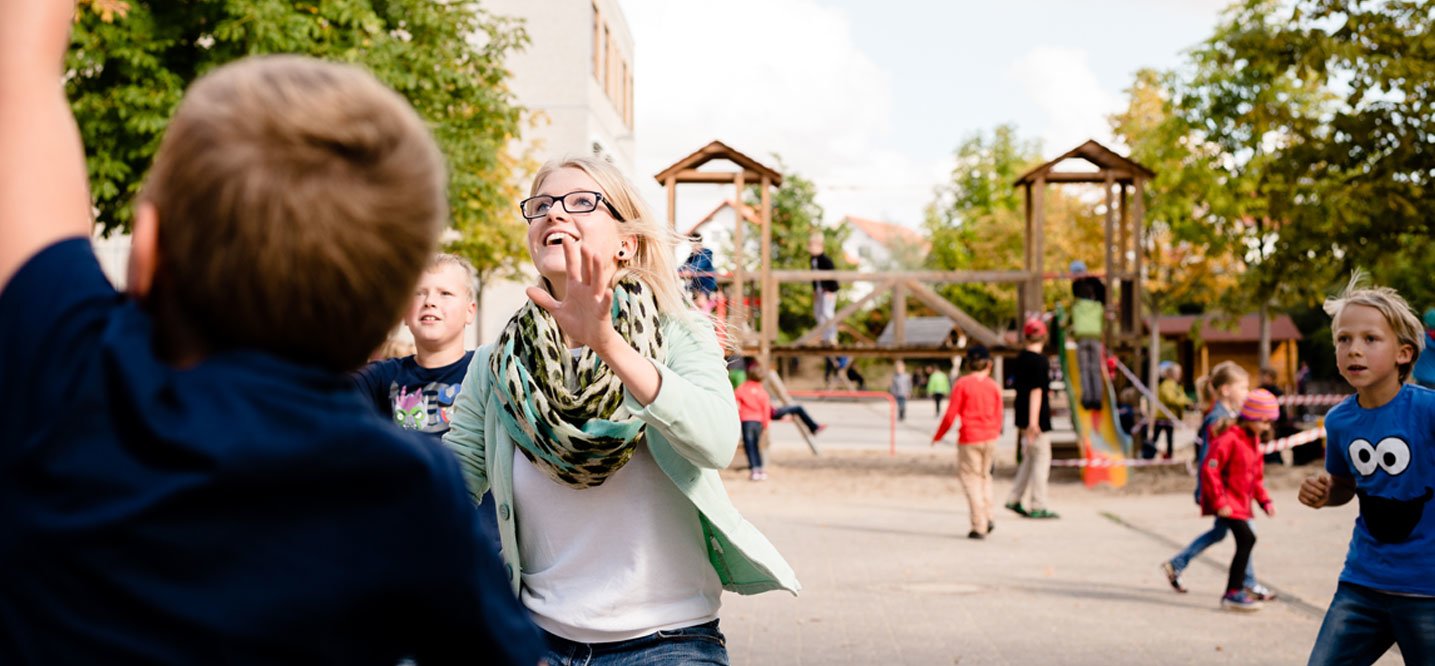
[{"xmin": 442, "ymin": 314, "xmax": 800, "ymax": 598}]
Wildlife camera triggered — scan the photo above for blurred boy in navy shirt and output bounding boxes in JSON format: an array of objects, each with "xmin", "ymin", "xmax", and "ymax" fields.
[{"xmin": 0, "ymin": 4, "xmax": 542, "ymax": 663}]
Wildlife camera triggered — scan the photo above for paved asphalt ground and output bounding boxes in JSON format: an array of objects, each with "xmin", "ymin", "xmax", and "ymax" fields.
[{"xmin": 715, "ymin": 398, "xmax": 1401, "ymax": 665}]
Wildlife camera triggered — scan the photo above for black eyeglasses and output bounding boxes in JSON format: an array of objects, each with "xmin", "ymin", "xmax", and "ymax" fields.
[{"xmin": 519, "ymin": 191, "xmax": 626, "ymax": 222}]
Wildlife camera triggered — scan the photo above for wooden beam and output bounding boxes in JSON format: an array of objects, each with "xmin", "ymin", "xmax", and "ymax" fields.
[
  {"xmin": 1103, "ymin": 172, "xmax": 1116, "ymax": 352},
  {"xmin": 904, "ymin": 279, "xmax": 1003, "ymax": 348},
  {"xmin": 791, "ymin": 281, "xmax": 895, "ymax": 347},
  {"xmin": 1041, "ymin": 170, "xmax": 1134, "ymax": 183},
  {"xmin": 1030, "ymin": 177, "xmax": 1046, "ymax": 322},
  {"xmin": 769, "ymin": 269, "xmax": 1033, "ymax": 283},
  {"xmin": 668, "ymin": 169, "xmax": 766, "ymax": 184},
  {"xmin": 759, "ymin": 175, "xmax": 773, "ymax": 369},
  {"xmin": 731, "ymin": 170, "xmax": 746, "ymax": 333},
  {"xmin": 892, "ymin": 280, "xmax": 907, "ymax": 345},
  {"xmin": 838, "ymin": 322, "xmax": 876, "ymax": 346},
  {"xmin": 665, "ymin": 176, "xmax": 676, "ymax": 229}
]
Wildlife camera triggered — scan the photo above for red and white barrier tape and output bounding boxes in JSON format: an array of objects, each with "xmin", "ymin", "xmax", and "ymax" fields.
[
  {"xmin": 1048, "ymin": 427, "xmax": 1327, "ymax": 468},
  {"xmin": 1277, "ymin": 394, "xmax": 1350, "ymax": 406}
]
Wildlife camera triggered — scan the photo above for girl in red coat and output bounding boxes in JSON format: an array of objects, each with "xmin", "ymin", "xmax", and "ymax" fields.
[{"xmin": 1201, "ymin": 388, "xmax": 1280, "ymax": 611}]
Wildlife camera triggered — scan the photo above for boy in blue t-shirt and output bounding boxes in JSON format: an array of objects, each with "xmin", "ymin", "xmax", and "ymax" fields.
[
  {"xmin": 354, "ymin": 253, "xmax": 500, "ymax": 546},
  {"xmin": 1299, "ymin": 275, "xmax": 1435, "ymax": 665},
  {"xmin": 0, "ymin": 6, "xmax": 542, "ymax": 664}
]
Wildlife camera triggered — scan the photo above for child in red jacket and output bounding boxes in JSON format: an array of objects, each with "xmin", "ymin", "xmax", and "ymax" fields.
[
  {"xmin": 734, "ymin": 358, "xmax": 824, "ymax": 481},
  {"xmin": 933, "ymin": 345, "xmax": 1004, "ymax": 539},
  {"xmin": 1201, "ymin": 388, "xmax": 1280, "ymax": 612}
]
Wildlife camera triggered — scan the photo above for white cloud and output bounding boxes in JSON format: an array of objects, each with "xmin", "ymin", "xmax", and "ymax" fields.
[
  {"xmin": 1008, "ymin": 47, "xmax": 1125, "ymax": 157},
  {"xmin": 620, "ymin": 0, "xmax": 939, "ymax": 229}
]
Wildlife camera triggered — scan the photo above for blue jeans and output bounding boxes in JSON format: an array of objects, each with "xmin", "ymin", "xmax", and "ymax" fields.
[
  {"xmin": 1309, "ymin": 582, "xmax": 1435, "ymax": 666},
  {"xmin": 772, "ymin": 405, "xmax": 820, "ymax": 433},
  {"xmin": 740, "ymin": 421, "xmax": 764, "ymax": 470},
  {"xmin": 543, "ymin": 620, "xmax": 730, "ymax": 666},
  {"xmin": 1170, "ymin": 518, "xmax": 1256, "ymax": 588}
]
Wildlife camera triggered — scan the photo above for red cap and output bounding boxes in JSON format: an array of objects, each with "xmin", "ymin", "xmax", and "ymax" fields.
[{"xmin": 1023, "ymin": 318, "xmax": 1047, "ymax": 338}]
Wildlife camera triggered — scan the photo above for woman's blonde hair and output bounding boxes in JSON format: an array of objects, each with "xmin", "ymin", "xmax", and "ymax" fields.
[
  {"xmin": 530, "ymin": 156, "xmax": 689, "ymax": 319},
  {"xmin": 1324, "ymin": 270, "xmax": 1424, "ymax": 382}
]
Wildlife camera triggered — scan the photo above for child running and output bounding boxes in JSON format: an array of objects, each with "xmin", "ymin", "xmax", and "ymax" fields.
[
  {"xmin": 1299, "ymin": 275, "xmax": 1434, "ymax": 665},
  {"xmin": 0, "ymin": 4, "xmax": 541, "ymax": 662},
  {"xmin": 1200, "ymin": 389, "xmax": 1280, "ymax": 611},
  {"xmin": 1162, "ymin": 361, "xmax": 1274, "ymax": 601},
  {"xmin": 933, "ymin": 345, "xmax": 1004, "ymax": 539}
]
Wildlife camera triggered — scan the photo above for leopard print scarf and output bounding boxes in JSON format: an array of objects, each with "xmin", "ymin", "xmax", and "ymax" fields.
[{"xmin": 489, "ymin": 278, "xmax": 666, "ymax": 489}]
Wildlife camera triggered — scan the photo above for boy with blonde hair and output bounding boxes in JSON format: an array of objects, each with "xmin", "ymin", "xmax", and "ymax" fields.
[
  {"xmin": 1299, "ymin": 273, "xmax": 1433, "ymax": 665},
  {"xmin": 0, "ymin": 5, "xmax": 541, "ymax": 663}
]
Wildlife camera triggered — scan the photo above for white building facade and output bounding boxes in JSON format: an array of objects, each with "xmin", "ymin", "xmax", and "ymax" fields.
[{"xmin": 478, "ymin": 0, "xmax": 638, "ymax": 342}]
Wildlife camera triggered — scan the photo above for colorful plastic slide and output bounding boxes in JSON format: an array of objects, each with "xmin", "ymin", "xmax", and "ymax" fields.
[{"xmin": 1054, "ymin": 320, "xmax": 1130, "ymax": 488}]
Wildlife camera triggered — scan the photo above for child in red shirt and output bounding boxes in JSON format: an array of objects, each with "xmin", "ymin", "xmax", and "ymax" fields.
[
  {"xmin": 733, "ymin": 358, "xmax": 824, "ymax": 481},
  {"xmin": 1201, "ymin": 388, "xmax": 1279, "ymax": 611},
  {"xmin": 933, "ymin": 345, "xmax": 1004, "ymax": 538}
]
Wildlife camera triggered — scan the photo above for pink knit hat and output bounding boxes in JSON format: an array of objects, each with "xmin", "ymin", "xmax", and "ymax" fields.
[{"xmin": 1240, "ymin": 388, "xmax": 1280, "ymax": 422}]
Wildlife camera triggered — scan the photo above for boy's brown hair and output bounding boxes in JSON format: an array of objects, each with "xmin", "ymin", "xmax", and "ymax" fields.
[{"xmin": 140, "ymin": 56, "xmax": 446, "ymax": 371}]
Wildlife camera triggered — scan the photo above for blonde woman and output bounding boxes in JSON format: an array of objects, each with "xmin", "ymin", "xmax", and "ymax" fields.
[{"xmin": 444, "ymin": 157, "xmax": 799, "ymax": 664}]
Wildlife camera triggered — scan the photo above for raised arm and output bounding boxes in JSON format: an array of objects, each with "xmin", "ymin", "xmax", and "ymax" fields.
[{"xmin": 0, "ymin": 1, "xmax": 92, "ymax": 289}]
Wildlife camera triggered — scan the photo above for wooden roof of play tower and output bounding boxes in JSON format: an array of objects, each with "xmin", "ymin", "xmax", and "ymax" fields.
[
  {"xmin": 654, "ymin": 140, "xmax": 783, "ymax": 186},
  {"xmin": 1015, "ymin": 139, "xmax": 1154, "ymax": 185}
]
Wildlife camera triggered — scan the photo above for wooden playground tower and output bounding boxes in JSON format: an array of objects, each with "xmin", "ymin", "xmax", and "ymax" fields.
[{"xmin": 655, "ymin": 139, "xmax": 1154, "ymax": 373}]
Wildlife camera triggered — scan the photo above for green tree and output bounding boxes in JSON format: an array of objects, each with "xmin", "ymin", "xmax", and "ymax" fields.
[
  {"xmin": 739, "ymin": 165, "xmax": 852, "ymax": 343},
  {"xmin": 923, "ymin": 125, "xmax": 1109, "ymax": 330},
  {"xmin": 67, "ymin": 0, "xmax": 531, "ymax": 276},
  {"xmin": 1165, "ymin": 0, "xmax": 1434, "ymax": 309}
]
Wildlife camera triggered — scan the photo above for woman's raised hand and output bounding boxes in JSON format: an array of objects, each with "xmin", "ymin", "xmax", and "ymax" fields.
[{"xmin": 526, "ymin": 237, "xmax": 620, "ymax": 351}]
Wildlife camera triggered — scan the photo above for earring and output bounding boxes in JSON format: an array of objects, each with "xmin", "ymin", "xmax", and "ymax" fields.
[{"xmin": 616, "ymin": 250, "xmax": 628, "ymax": 259}]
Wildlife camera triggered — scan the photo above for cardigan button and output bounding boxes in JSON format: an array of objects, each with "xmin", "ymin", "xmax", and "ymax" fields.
[
  {"xmin": 499, "ymin": 503, "xmax": 511, "ymax": 520},
  {"xmin": 506, "ymin": 564, "xmax": 513, "ymax": 580}
]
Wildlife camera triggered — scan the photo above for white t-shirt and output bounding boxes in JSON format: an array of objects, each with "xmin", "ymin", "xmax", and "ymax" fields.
[{"xmin": 513, "ymin": 441, "xmax": 722, "ymax": 643}]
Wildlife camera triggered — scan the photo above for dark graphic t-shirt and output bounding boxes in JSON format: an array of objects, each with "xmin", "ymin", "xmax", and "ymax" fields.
[
  {"xmin": 1012, "ymin": 349, "xmax": 1053, "ymax": 432},
  {"xmin": 354, "ymin": 352, "xmax": 475, "ymax": 437},
  {"xmin": 1325, "ymin": 385, "xmax": 1435, "ymax": 595},
  {"xmin": 354, "ymin": 351, "xmax": 500, "ymax": 548}
]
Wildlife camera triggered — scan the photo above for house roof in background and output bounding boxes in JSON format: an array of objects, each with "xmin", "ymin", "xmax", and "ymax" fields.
[
  {"xmin": 684, "ymin": 199, "xmax": 761, "ymax": 237},
  {"xmin": 877, "ymin": 316, "xmax": 962, "ymax": 347},
  {"xmin": 843, "ymin": 215, "xmax": 931, "ymax": 254},
  {"xmin": 1157, "ymin": 314, "xmax": 1303, "ymax": 342}
]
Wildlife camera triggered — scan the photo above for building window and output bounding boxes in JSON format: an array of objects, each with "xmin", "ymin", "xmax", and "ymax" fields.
[
  {"xmin": 602, "ymin": 25, "xmax": 611, "ymax": 92},
  {"xmin": 592, "ymin": 3, "xmax": 602, "ymax": 81}
]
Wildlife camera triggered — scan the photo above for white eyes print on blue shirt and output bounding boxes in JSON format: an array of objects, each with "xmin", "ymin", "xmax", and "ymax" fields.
[{"xmin": 1348, "ymin": 437, "xmax": 1411, "ymax": 477}]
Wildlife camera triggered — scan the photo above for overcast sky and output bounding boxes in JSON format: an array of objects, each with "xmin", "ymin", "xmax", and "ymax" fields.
[{"xmin": 616, "ymin": 0, "xmax": 1232, "ymax": 231}]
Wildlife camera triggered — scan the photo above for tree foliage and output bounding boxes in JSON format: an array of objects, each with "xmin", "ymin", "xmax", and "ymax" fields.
[
  {"xmin": 1155, "ymin": 0, "xmax": 1434, "ymax": 309},
  {"xmin": 923, "ymin": 125, "xmax": 1110, "ymax": 330},
  {"xmin": 67, "ymin": 0, "xmax": 530, "ymax": 276}
]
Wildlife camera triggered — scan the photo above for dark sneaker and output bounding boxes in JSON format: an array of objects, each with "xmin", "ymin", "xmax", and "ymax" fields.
[
  {"xmin": 1027, "ymin": 508, "xmax": 1060, "ymax": 519},
  {"xmin": 1221, "ymin": 590, "xmax": 1263, "ymax": 612},
  {"xmin": 1004, "ymin": 502, "xmax": 1028, "ymax": 517},
  {"xmin": 1161, "ymin": 561, "xmax": 1188, "ymax": 593},
  {"xmin": 967, "ymin": 530, "xmax": 985, "ymax": 540},
  {"xmin": 1246, "ymin": 584, "xmax": 1277, "ymax": 601}
]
